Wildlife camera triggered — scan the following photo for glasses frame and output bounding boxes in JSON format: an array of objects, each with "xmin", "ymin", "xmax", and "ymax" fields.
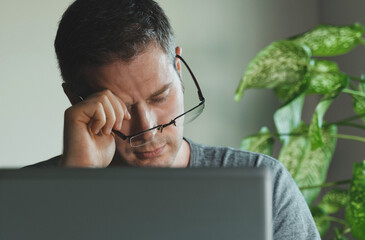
[{"xmin": 112, "ymin": 54, "xmax": 205, "ymax": 145}]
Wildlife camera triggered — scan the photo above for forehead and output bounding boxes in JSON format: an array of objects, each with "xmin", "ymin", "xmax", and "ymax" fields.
[{"xmin": 84, "ymin": 45, "xmax": 178, "ymax": 104}]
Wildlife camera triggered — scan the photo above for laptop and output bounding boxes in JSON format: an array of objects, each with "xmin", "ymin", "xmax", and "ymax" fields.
[{"xmin": 0, "ymin": 167, "xmax": 272, "ymax": 240}]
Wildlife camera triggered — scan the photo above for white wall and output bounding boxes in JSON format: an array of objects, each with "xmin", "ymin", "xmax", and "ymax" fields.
[
  {"xmin": 0, "ymin": 0, "xmax": 73, "ymax": 167},
  {"xmin": 1, "ymin": 0, "xmax": 319, "ymax": 167}
]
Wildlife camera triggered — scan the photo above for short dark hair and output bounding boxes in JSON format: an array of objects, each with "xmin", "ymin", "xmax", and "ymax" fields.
[{"xmin": 54, "ymin": 0, "xmax": 176, "ymax": 94}]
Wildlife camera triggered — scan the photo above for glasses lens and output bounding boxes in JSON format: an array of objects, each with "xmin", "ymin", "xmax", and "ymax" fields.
[
  {"xmin": 129, "ymin": 103, "xmax": 204, "ymax": 148},
  {"xmin": 130, "ymin": 127, "xmax": 164, "ymax": 148},
  {"xmin": 175, "ymin": 102, "xmax": 205, "ymax": 127}
]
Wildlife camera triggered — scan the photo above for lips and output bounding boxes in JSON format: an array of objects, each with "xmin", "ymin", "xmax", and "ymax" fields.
[{"xmin": 134, "ymin": 144, "xmax": 166, "ymax": 159}]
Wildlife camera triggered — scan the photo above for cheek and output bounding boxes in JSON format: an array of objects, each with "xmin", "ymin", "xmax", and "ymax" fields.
[
  {"xmin": 170, "ymin": 85, "xmax": 185, "ymax": 115},
  {"xmin": 114, "ymin": 137, "xmax": 129, "ymax": 153},
  {"xmin": 154, "ymin": 88, "xmax": 184, "ymax": 122}
]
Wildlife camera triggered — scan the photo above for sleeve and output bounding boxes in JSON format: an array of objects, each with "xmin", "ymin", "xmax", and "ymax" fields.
[
  {"xmin": 266, "ymin": 156, "xmax": 321, "ymax": 240},
  {"xmin": 22, "ymin": 155, "xmax": 61, "ymax": 168}
]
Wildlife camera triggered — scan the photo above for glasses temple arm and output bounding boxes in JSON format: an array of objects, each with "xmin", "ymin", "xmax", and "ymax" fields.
[{"xmin": 176, "ymin": 55, "xmax": 205, "ymax": 102}]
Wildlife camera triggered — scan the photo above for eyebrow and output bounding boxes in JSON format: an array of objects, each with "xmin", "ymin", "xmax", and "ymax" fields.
[
  {"xmin": 125, "ymin": 82, "xmax": 173, "ymax": 108},
  {"xmin": 149, "ymin": 82, "xmax": 173, "ymax": 99}
]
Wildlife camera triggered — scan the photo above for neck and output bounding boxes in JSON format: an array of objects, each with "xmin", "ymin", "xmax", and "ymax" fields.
[{"xmin": 171, "ymin": 138, "xmax": 191, "ymax": 168}]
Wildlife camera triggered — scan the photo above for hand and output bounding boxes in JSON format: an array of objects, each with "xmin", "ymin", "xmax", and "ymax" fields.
[{"xmin": 60, "ymin": 90, "xmax": 131, "ymax": 167}]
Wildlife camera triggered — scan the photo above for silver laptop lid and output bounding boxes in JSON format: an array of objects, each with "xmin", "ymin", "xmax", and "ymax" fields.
[{"xmin": 0, "ymin": 167, "xmax": 272, "ymax": 240}]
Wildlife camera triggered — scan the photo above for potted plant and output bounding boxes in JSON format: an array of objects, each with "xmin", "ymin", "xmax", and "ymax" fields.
[{"xmin": 235, "ymin": 23, "xmax": 365, "ymax": 240}]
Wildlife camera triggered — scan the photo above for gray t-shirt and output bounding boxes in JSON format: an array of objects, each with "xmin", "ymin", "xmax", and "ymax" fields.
[
  {"xmin": 187, "ymin": 138, "xmax": 320, "ymax": 240},
  {"xmin": 27, "ymin": 138, "xmax": 321, "ymax": 239}
]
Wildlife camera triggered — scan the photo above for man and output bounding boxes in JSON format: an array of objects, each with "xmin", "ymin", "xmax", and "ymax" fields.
[{"xmin": 28, "ymin": 0, "xmax": 320, "ymax": 239}]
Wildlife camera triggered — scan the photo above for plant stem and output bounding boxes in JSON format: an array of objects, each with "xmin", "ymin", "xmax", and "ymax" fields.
[
  {"xmin": 334, "ymin": 122, "xmax": 365, "ymax": 131},
  {"xmin": 343, "ymin": 88, "xmax": 365, "ymax": 97},
  {"xmin": 325, "ymin": 216, "xmax": 347, "ymax": 225},
  {"xmin": 274, "ymin": 132, "xmax": 305, "ymax": 137},
  {"xmin": 333, "ymin": 133, "xmax": 365, "ymax": 143},
  {"xmin": 300, "ymin": 179, "xmax": 351, "ymax": 190},
  {"xmin": 349, "ymin": 75, "xmax": 365, "ymax": 82},
  {"xmin": 343, "ymin": 227, "xmax": 351, "ymax": 235},
  {"xmin": 348, "ymin": 81, "xmax": 357, "ymax": 90},
  {"xmin": 243, "ymin": 131, "xmax": 304, "ymax": 140},
  {"xmin": 338, "ymin": 225, "xmax": 351, "ymax": 239},
  {"xmin": 327, "ymin": 113, "xmax": 365, "ymax": 125}
]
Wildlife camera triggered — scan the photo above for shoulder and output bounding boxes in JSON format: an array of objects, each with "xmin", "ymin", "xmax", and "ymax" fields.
[
  {"xmin": 186, "ymin": 139, "xmax": 320, "ymax": 239},
  {"xmin": 187, "ymin": 138, "xmax": 282, "ymax": 169},
  {"xmin": 23, "ymin": 155, "xmax": 62, "ymax": 168},
  {"xmin": 187, "ymin": 139, "xmax": 292, "ymax": 188},
  {"xmin": 188, "ymin": 140, "xmax": 295, "ymax": 199}
]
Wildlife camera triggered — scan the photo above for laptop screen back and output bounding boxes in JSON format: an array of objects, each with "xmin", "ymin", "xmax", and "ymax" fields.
[{"xmin": 0, "ymin": 168, "xmax": 272, "ymax": 240}]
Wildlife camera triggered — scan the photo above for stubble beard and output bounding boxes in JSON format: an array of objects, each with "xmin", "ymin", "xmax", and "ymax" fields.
[{"xmin": 114, "ymin": 128, "xmax": 183, "ymax": 167}]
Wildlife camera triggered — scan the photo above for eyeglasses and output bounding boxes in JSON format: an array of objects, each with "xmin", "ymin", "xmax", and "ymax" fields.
[{"xmin": 113, "ymin": 55, "xmax": 205, "ymax": 147}]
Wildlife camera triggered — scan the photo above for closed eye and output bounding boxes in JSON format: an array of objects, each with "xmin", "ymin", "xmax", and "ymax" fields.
[
  {"xmin": 148, "ymin": 83, "xmax": 172, "ymax": 104},
  {"xmin": 150, "ymin": 94, "xmax": 168, "ymax": 104}
]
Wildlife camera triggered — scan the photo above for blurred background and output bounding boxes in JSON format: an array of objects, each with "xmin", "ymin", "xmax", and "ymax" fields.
[{"xmin": 0, "ymin": 0, "xmax": 363, "ymax": 165}]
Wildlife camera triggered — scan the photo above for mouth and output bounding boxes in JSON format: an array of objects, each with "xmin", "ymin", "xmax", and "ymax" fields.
[{"xmin": 134, "ymin": 144, "xmax": 166, "ymax": 160}]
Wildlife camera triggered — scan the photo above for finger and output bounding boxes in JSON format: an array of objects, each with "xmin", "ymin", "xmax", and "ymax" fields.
[
  {"xmin": 89, "ymin": 102, "xmax": 107, "ymax": 135},
  {"xmin": 97, "ymin": 93, "xmax": 116, "ymax": 135},
  {"xmin": 106, "ymin": 91, "xmax": 130, "ymax": 131},
  {"xmin": 79, "ymin": 90, "xmax": 130, "ymax": 133}
]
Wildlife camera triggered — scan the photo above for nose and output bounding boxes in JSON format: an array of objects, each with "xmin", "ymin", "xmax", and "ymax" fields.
[{"xmin": 130, "ymin": 104, "xmax": 157, "ymax": 136}]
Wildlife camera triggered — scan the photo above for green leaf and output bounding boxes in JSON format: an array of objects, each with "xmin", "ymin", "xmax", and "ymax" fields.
[
  {"xmin": 274, "ymin": 71, "xmax": 310, "ymax": 104},
  {"xmin": 307, "ymin": 62, "xmax": 347, "ymax": 150},
  {"xmin": 240, "ymin": 127, "xmax": 274, "ymax": 156},
  {"xmin": 308, "ymin": 98, "xmax": 333, "ymax": 150},
  {"xmin": 310, "ymin": 206, "xmax": 331, "ymax": 237},
  {"xmin": 353, "ymin": 80, "xmax": 365, "ymax": 123},
  {"xmin": 278, "ymin": 123, "xmax": 309, "ymax": 177},
  {"xmin": 234, "ymin": 40, "xmax": 311, "ymax": 102},
  {"xmin": 291, "ymin": 23, "xmax": 365, "ymax": 57},
  {"xmin": 278, "ymin": 124, "xmax": 337, "ymax": 204},
  {"xmin": 346, "ymin": 160, "xmax": 365, "ymax": 240},
  {"xmin": 335, "ymin": 235, "xmax": 348, "ymax": 240},
  {"xmin": 318, "ymin": 188, "xmax": 349, "ymax": 214},
  {"xmin": 307, "ymin": 59, "xmax": 349, "ymax": 97},
  {"xmin": 334, "ymin": 228, "xmax": 348, "ymax": 240},
  {"xmin": 274, "ymin": 94, "xmax": 305, "ymax": 145},
  {"xmin": 298, "ymin": 124, "xmax": 337, "ymax": 204}
]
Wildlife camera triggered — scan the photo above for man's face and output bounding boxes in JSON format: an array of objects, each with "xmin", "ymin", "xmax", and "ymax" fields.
[{"xmin": 84, "ymin": 45, "xmax": 185, "ymax": 167}]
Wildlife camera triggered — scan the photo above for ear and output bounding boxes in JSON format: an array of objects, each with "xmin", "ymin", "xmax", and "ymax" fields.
[
  {"xmin": 175, "ymin": 46, "xmax": 182, "ymax": 76},
  {"xmin": 62, "ymin": 83, "xmax": 82, "ymax": 105}
]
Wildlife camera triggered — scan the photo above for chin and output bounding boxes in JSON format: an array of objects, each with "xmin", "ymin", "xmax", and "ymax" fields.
[
  {"xmin": 115, "ymin": 146, "xmax": 176, "ymax": 167},
  {"xmin": 116, "ymin": 134, "xmax": 182, "ymax": 167},
  {"xmin": 136, "ymin": 158, "xmax": 173, "ymax": 167},
  {"xmin": 119, "ymin": 152, "xmax": 175, "ymax": 167}
]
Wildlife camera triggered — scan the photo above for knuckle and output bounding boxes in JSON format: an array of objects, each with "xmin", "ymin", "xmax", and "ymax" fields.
[
  {"xmin": 64, "ymin": 106, "xmax": 77, "ymax": 118},
  {"xmin": 99, "ymin": 94, "xmax": 109, "ymax": 103},
  {"xmin": 101, "ymin": 89, "xmax": 112, "ymax": 97},
  {"xmin": 64, "ymin": 106, "xmax": 73, "ymax": 115},
  {"xmin": 104, "ymin": 89, "xmax": 112, "ymax": 95}
]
